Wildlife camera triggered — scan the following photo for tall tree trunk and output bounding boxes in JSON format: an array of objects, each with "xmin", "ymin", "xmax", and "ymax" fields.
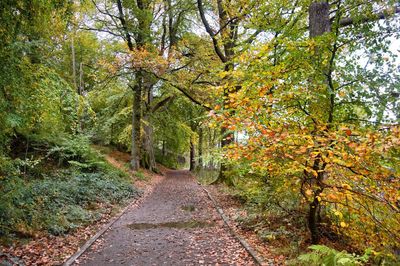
[
  {"xmin": 162, "ymin": 139, "xmax": 166, "ymax": 157},
  {"xmin": 130, "ymin": 74, "xmax": 142, "ymax": 170},
  {"xmin": 71, "ymin": 37, "xmax": 78, "ymax": 93},
  {"xmin": 141, "ymin": 83, "xmax": 157, "ymax": 172},
  {"xmin": 198, "ymin": 127, "xmax": 203, "ymax": 168},
  {"xmin": 308, "ymin": 193, "xmax": 321, "ymax": 244},
  {"xmin": 217, "ymin": 58, "xmax": 236, "ymax": 183},
  {"xmin": 189, "ymin": 137, "xmax": 195, "ymax": 171},
  {"xmin": 71, "ymin": 36, "xmax": 82, "ymax": 133},
  {"xmin": 78, "ymin": 62, "xmax": 84, "ymax": 130},
  {"xmin": 216, "ymin": 0, "xmax": 238, "ymax": 184},
  {"xmin": 198, "ymin": 0, "xmax": 237, "ymax": 183},
  {"xmin": 307, "ymin": 1, "xmax": 331, "ymax": 244},
  {"xmin": 79, "ymin": 62, "xmax": 84, "ymax": 96},
  {"xmin": 116, "ymin": 0, "xmax": 152, "ymax": 171},
  {"xmin": 142, "ymin": 115, "xmax": 156, "ymax": 171}
]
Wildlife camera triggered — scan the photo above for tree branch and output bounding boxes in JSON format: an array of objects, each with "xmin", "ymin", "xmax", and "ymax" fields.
[
  {"xmin": 151, "ymin": 95, "xmax": 175, "ymax": 112},
  {"xmin": 338, "ymin": 6, "xmax": 400, "ymax": 28},
  {"xmin": 197, "ymin": 0, "xmax": 227, "ymax": 62},
  {"xmin": 116, "ymin": 0, "xmax": 134, "ymax": 51}
]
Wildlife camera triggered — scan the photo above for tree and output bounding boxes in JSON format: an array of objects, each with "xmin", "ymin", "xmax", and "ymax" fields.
[
  {"xmin": 0, "ymin": 0, "xmax": 77, "ymax": 150},
  {"xmin": 197, "ymin": 0, "xmax": 305, "ymax": 183},
  {"xmin": 218, "ymin": 0, "xmax": 400, "ymax": 251},
  {"xmin": 89, "ymin": 0, "xmax": 211, "ymax": 171},
  {"xmin": 306, "ymin": 0, "xmax": 400, "ymax": 245}
]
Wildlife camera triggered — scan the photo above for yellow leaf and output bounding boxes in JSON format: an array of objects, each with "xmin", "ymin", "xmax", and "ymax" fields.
[{"xmin": 334, "ymin": 211, "xmax": 343, "ymax": 218}]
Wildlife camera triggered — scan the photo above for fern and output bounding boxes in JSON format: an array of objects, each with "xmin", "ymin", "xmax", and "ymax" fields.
[{"xmin": 297, "ymin": 245, "xmax": 371, "ymax": 266}]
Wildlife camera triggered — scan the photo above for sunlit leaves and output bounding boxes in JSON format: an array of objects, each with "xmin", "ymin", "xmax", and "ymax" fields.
[{"xmin": 210, "ymin": 0, "xmax": 400, "ymax": 254}]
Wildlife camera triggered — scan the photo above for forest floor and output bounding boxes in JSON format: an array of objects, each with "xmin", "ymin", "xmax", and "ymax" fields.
[{"xmin": 74, "ymin": 169, "xmax": 258, "ymax": 265}]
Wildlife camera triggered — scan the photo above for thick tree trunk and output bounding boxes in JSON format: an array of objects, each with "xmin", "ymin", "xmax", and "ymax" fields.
[
  {"xmin": 198, "ymin": 0, "xmax": 237, "ymax": 183},
  {"xmin": 117, "ymin": 0, "xmax": 152, "ymax": 171},
  {"xmin": 308, "ymin": 196, "xmax": 320, "ymax": 244},
  {"xmin": 142, "ymin": 115, "xmax": 156, "ymax": 171},
  {"xmin": 307, "ymin": 1, "xmax": 331, "ymax": 244},
  {"xmin": 141, "ymin": 84, "xmax": 157, "ymax": 172},
  {"xmin": 309, "ymin": 2, "xmax": 331, "ymax": 38},
  {"xmin": 130, "ymin": 74, "xmax": 142, "ymax": 170},
  {"xmin": 217, "ymin": 58, "xmax": 236, "ymax": 182}
]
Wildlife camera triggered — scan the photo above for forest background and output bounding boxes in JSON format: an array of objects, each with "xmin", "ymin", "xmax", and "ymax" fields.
[{"xmin": 0, "ymin": 0, "xmax": 399, "ymax": 264}]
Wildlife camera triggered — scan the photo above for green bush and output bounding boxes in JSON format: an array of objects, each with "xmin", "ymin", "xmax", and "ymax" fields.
[
  {"xmin": 47, "ymin": 135, "xmax": 105, "ymax": 170},
  {"xmin": 134, "ymin": 170, "xmax": 147, "ymax": 181},
  {"xmin": 294, "ymin": 245, "xmax": 371, "ymax": 266},
  {"xmin": 0, "ymin": 170, "xmax": 138, "ymax": 237},
  {"xmin": 0, "ymin": 154, "xmax": 19, "ymax": 177}
]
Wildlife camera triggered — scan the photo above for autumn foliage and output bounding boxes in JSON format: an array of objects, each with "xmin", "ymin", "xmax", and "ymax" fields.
[{"xmin": 212, "ymin": 29, "xmax": 400, "ymax": 256}]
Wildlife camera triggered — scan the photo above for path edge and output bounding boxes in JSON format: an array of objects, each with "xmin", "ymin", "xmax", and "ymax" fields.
[
  {"xmin": 202, "ymin": 186, "xmax": 265, "ymax": 266},
  {"xmin": 62, "ymin": 197, "xmax": 137, "ymax": 266}
]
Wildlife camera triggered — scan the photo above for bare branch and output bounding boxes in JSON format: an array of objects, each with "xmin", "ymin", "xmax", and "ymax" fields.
[{"xmin": 197, "ymin": 0, "xmax": 227, "ymax": 62}]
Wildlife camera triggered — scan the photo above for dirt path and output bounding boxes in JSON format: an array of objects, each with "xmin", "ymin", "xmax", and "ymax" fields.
[{"xmin": 75, "ymin": 170, "xmax": 256, "ymax": 265}]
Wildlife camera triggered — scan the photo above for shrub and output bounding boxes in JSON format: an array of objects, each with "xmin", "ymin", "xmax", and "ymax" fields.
[
  {"xmin": 0, "ymin": 170, "xmax": 138, "ymax": 237},
  {"xmin": 47, "ymin": 135, "xmax": 104, "ymax": 170},
  {"xmin": 295, "ymin": 245, "xmax": 371, "ymax": 266},
  {"xmin": 134, "ymin": 170, "xmax": 147, "ymax": 181}
]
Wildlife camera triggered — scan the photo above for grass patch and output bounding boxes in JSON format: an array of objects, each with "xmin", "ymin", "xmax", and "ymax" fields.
[
  {"xmin": 134, "ymin": 170, "xmax": 148, "ymax": 181},
  {"xmin": 195, "ymin": 168, "xmax": 219, "ymax": 185},
  {"xmin": 181, "ymin": 205, "xmax": 196, "ymax": 212}
]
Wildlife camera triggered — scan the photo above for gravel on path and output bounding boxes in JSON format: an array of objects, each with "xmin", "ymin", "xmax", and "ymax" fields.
[{"xmin": 75, "ymin": 170, "xmax": 256, "ymax": 266}]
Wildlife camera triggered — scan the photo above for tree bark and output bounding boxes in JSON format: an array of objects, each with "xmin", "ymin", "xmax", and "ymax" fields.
[
  {"xmin": 141, "ymin": 83, "xmax": 157, "ymax": 172},
  {"xmin": 308, "ymin": 194, "xmax": 321, "ymax": 244},
  {"xmin": 162, "ymin": 139, "xmax": 166, "ymax": 157},
  {"xmin": 142, "ymin": 115, "xmax": 156, "ymax": 171},
  {"xmin": 198, "ymin": 127, "xmax": 203, "ymax": 168},
  {"xmin": 307, "ymin": 1, "xmax": 331, "ymax": 244},
  {"xmin": 130, "ymin": 75, "xmax": 142, "ymax": 170},
  {"xmin": 79, "ymin": 62, "xmax": 84, "ymax": 96},
  {"xmin": 71, "ymin": 36, "xmax": 78, "ymax": 93},
  {"xmin": 116, "ymin": 0, "xmax": 142, "ymax": 170},
  {"xmin": 189, "ymin": 137, "xmax": 195, "ymax": 171},
  {"xmin": 309, "ymin": 2, "xmax": 331, "ymax": 38}
]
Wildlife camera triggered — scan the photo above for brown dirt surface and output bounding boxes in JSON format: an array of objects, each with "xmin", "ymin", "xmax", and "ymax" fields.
[{"xmin": 75, "ymin": 170, "xmax": 257, "ymax": 266}]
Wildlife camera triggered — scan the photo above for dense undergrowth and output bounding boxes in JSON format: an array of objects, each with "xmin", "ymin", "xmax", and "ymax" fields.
[
  {"xmin": 222, "ymin": 159, "xmax": 400, "ymax": 264},
  {"xmin": 196, "ymin": 168, "xmax": 399, "ymax": 265},
  {"xmin": 0, "ymin": 135, "xmax": 138, "ymax": 243}
]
